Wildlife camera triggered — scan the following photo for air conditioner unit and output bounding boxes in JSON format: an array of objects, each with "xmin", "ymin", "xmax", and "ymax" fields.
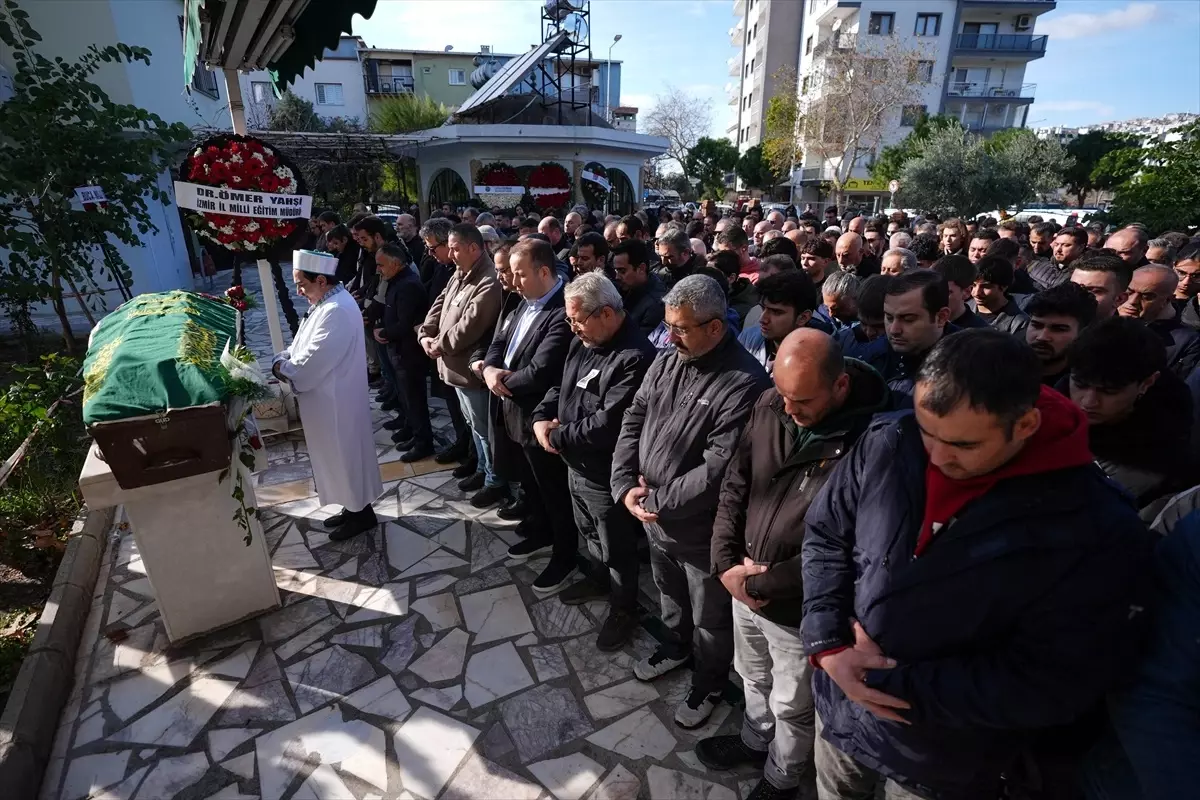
[
  {"xmin": 422, "ymin": 66, "xmax": 432, "ymax": 74},
  {"xmin": 1015, "ymin": 14, "xmax": 1033, "ymax": 31}
]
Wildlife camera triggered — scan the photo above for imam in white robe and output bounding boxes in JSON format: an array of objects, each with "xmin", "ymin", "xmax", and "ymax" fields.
[{"xmin": 273, "ymin": 285, "xmax": 382, "ymax": 512}]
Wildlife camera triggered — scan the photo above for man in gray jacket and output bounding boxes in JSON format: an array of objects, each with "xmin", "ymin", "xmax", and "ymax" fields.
[{"xmin": 612, "ymin": 274, "xmax": 771, "ymax": 729}]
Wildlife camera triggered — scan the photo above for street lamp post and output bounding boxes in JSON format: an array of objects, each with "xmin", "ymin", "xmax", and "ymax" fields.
[{"xmin": 605, "ymin": 34, "xmax": 622, "ymax": 122}]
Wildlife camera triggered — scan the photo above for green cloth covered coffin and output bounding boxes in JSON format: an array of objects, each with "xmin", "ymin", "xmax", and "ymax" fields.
[{"xmin": 82, "ymin": 291, "xmax": 238, "ymax": 488}]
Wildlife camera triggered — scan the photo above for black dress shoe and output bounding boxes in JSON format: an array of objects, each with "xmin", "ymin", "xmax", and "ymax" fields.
[
  {"xmin": 322, "ymin": 507, "xmax": 348, "ymax": 529},
  {"xmin": 381, "ymin": 399, "xmax": 400, "ymax": 412},
  {"xmin": 399, "ymin": 441, "xmax": 435, "ymax": 462},
  {"xmin": 497, "ymin": 498, "xmax": 528, "ymax": 521},
  {"xmin": 329, "ymin": 506, "xmax": 378, "ymax": 541},
  {"xmin": 392, "ymin": 431, "xmax": 417, "ymax": 446},
  {"xmin": 382, "ymin": 418, "xmax": 411, "ymax": 433},
  {"xmin": 458, "ymin": 473, "xmax": 484, "ymax": 492},
  {"xmin": 452, "ymin": 460, "xmax": 478, "ymax": 479},
  {"xmin": 434, "ymin": 440, "xmax": 470, "ymax": 464},
  {"xmin": 470, "ymin": 485, "xmax": 509, "ymax": 509}
]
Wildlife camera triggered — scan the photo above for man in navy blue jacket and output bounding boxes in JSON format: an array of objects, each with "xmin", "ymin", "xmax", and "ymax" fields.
[
  {"xmin": 802, "ymin": 329, "xmax": 1155, "ymax": 800},
  {"xmin": 373, "ymin": 242, "xmax": 431, "ymax": 462}
]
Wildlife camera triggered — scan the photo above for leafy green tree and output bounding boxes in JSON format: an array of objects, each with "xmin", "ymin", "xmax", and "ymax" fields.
[
  {"xmin": 762, "ymin": 68, "xmax": 801, "ymax": 178},
  {"xmin": 870, "ymin": 113, "xmax": 963, "ymax": 182},
  {"xmin": 0, "ymin": 0, "xmax": 192, "ymax": 351},
  {"xmin": 264, "ymin": 91, "xmax": 362, "ymax": 132},
  {"xmin": 1091, "ymin": 146, "xmax": 1145, "ymax": 194},
  {"xmin": 685, "ymin": 136, "xmax": 739, "ymax": 200},
  {"xmin": 895, "ymin": 126, "xmax": 1071, "ymax": 217},
  {"xmin": 736, "ymin": 144, "xmax": 776, "ymax": 192},
  {"xmin": 369, "ymin": 94, "xmax": 450, "ymax": 134},
  {"xmin": 1063, "ymin": 130, "xmax": 1137, "ymax": 207},
  {"xmin": 1106, "ymin": 122, "xmax": 1200, "ymax": 232}
]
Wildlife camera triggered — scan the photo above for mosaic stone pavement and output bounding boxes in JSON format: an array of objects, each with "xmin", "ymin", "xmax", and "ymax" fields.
[{"xmin": 37, "ymin": 268, "xmax": 817, "ymax": 799}]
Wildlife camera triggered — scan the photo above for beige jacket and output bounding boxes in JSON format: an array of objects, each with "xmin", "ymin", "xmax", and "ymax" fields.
[{"xmin": 417, "ymin": 251, "xmax": 502, "ymax": 389}]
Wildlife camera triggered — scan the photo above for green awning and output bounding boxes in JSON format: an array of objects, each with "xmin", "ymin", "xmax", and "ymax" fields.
[{"xmin": 183, "ymin": 0, "xmax": 376, "ymax": 92}]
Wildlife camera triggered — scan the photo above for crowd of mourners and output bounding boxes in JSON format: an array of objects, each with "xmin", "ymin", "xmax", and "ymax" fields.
[{"xmin": 289, "ymin": 195, "xmax": 1200, "ymax": 800}]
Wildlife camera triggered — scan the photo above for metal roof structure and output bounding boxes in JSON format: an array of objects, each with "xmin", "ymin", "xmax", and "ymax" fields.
[{"xmin": 454, "ymin": 31, "xmax": 569, "ymax": 117}]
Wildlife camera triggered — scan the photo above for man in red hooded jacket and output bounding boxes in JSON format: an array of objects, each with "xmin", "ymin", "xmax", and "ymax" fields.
[{"xmin": 801, "ymin": 328, "xmax": 1155, "ymax": 799}]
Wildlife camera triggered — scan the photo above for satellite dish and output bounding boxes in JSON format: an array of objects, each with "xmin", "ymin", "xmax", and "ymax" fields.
[{"xmin": 561, "ymin": 11, "xmax": 589, "ymax": 43}]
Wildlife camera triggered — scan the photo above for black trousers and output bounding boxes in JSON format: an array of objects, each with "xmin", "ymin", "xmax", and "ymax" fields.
[
  {"xmin": 521, "ymin": 443, "xmax": 579, "ymax": 565},
  {"xmin": 230, "ymin": 259, "xmax": 299, "ymax": 335},
  {"xmin": 430, "ymin": 373, "xmax": 469, "ymax": 447},
  {"xmin": 387, "ymin": 349, "xmax": 432, "ymax": 445},
  {"xmin": 568, "ymin": 469, "xmax": 640, "ymax": 610}
]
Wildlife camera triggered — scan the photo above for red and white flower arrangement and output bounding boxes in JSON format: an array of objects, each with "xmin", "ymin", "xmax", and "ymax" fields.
[
  {"xmin": 221, "ymin": 284, "xmax": 257, "ymax": 313},
  {"xmin": 474, "ymin": 162, "xmax": 524, "ymax": 209},
  {"xmin": 527, "ymin": 162, "xmax": 572, "ymax": 212},
  {"xmin": 179, "ymin": 133, "xmax": 307, "ymax": 257}
]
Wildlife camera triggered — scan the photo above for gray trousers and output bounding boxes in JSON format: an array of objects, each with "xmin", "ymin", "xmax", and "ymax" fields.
[
  {"xmin": 734, "ymin": 599, "xmax": 815, "ymax": 790},
  {"xmin": 647, "ymin": 538, "xmax": 733, "ymax": 696},
  {"xmin": 815, "ymin": 713, "xmax": 929, "ymax": 800}
]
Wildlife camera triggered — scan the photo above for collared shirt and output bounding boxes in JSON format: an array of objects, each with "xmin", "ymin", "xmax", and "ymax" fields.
[{"xmin": 504, "ymin": 278, "xmax": 563, "ymax": 367}]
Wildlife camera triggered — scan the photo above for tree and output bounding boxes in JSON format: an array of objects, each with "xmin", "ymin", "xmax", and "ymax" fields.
[
  {"xmin": 1091, "ymin": 145, "xmax": 1145, "ymax": 195},
  {"xmin": 264, "ymin": 91, "xmax": 362, "ymax": 132},
  {"xmin": 643, "ymin": 86, "xmax": 712, "ymax": 182},
  {"xmin": 1106, "ymin": 122, "xmax": 1200, "ymax": 232},
  {"xmin": 737, "ymin": 144, "xmax": 776, "ymax": 192},
  {"xmin": 799, "ymin": 33, "xmax": 935, "ymax": 206},
  {"xmin": 895, "ymin": 126, "xmax": 1071, "ymax": 217},
  {"xmin": 685, "ymin": 137, "xmax": 739, "ymax": 200},
  {"xmin": 1063, "ymin": 130, "xmax": 1137, "ymax": 207},
  {"xmin": 762, "ymin": 67, "xmax": 801, "ymax": 180},
  {"xmin": 870, "ymin": 113, "xmax": 963, "ymax": 182},
  {"xmin": 370, "ymin": 94, "xmax": 450, "ymax": 134},
  {"xmin": 0, "ymin": 0, "xmax": 192, "ymax": 351}
]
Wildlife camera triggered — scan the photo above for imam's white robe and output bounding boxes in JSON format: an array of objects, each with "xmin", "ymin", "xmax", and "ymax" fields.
[{"xmin": 273, "ymin": 286, "xmax": 382, "ymax": 512}]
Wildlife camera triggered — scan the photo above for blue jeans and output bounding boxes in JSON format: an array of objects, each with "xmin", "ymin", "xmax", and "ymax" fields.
[{"xmin": 455, "ymin": 387, "xmax": 505, "ymax": 489}]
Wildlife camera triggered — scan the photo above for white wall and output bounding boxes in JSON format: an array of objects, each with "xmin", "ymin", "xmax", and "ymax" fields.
[{"xmin": 240, "ymin": 53, "xmax": 369, "ymax": 129}]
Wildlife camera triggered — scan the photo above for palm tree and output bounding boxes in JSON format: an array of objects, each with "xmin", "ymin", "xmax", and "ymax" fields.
[{"xmin": 370, "ymin": 95, "xmax": 451, "ymax": 134}]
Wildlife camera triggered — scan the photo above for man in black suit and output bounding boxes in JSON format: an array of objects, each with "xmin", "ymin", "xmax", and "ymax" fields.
[
  {"xmin": 373, "ymin": 243, "xmax": 433, "ymax": 462},
  {"xmin": 483, "ymin": 237, "xmax": 578, "ymax": 594}
]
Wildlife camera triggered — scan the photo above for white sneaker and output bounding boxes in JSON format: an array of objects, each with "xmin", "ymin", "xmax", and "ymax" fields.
[
  {"xmin": 633, "ymin": 647, "xmax": 689, "ymax": 682},
  {"xmin": 674, "ymin": 687, "xmax": 722, "ymax": 729}
]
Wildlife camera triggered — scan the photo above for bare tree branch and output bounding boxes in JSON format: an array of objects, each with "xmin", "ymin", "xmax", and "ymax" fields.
[
  {"xmin": 800, "ymin": 33, "xmax": 933, "ymax": 205},
  {"xmin": 643, "ymin": 85, "xmax": 712, "ymax": 181}
]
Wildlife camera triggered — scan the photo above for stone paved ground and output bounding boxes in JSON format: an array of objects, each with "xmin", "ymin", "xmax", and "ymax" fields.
[{"xmin": 38, "ymin": 267, "xmax": 812, "ymax": 800}]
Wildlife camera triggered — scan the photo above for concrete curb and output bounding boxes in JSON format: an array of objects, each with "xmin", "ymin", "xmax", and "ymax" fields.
[{"xmin": 0, "ymin": 505, "xmax": 115, "ymax": 800}]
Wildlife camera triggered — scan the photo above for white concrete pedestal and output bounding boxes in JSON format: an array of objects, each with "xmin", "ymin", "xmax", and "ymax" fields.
[{"xmin": 79, "ymin": 444, "xmax": 281, "ymax": 643}]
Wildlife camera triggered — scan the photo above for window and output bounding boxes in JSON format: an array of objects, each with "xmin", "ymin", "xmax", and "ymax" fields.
[
  {"xmin": 868, "ymin": 12, "xmax": 894, "ymax": 35},
  {"xmin": 805, "ymin": 35, "xmax": 813, "ymax": 55},
  {"xmin": 314, "ymin": 83, "xmax": 344, "ymax": 105},
  {"xmin": 251, "ymin": 81, "xmax": 273, "ymax": 104},
  {"xmin": 801, "ymin": 75, "xmax": 810, "ymax": 94},
  {"xmin": 448, "ymin": 68, "xmax": 466, "ymax": 85},
  {"xmin": 179, "ymin": 15, "xmax": 218, "ymax": 99},
  {"xmin": 911, "ymin": 60, "xmax": 934, "ymax": 82},
  {"xmin": 901, "ymin": 105, "xmax": 927, "ymax": 126},
  {"xmin": 864, "ymin": 59, "xmax": 888, "ymax": 80},
  {"xmin": 914, "ymin": 13, "xmax": 941, "ymax": 36}
]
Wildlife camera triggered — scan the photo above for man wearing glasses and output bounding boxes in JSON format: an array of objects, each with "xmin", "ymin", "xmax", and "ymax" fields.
[
  {"xmin": 612, "ymin": 275, "xmax": 771, "ymax": 729},
  {"xmin": 531, "ymin": 273, "xmax": 657, "ymax": 651}
]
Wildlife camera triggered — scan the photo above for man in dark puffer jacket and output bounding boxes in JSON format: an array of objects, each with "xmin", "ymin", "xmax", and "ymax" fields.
[{"xmin": 802, "ymin": 329, "xmax": 1154, "ymax": 800}]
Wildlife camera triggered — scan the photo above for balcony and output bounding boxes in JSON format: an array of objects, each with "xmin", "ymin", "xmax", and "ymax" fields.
[
  {"xmin": 800, "ymin": 166, "xmax": 836, "ymax": 183},
  {"xmin": 734, "ymin": 0, "xmax": 746, "ymax": 15},
  {"xmin": 946, "ymin": 82, "xmax": 1036, "ymax": 102},
  {"xmin": 364, "ymin": 75, "xmax": 415, "ymax": 95},
  {"xmin": 961, "ymin": 0, "xmax": 1056, "ymax": 11},
  {"xmin": 812, "ymin": 33, "xmax": 855, "ymax": 59},
  {"xmin": 808, "ymin": 0, "xmax": 861, "ymax": 25},
  {"xmin": 728, "ymin": 56, "xmax": 741, "ymax": 77},
  {"xmin": 954, "ymin": 33, "xmax": 1048, "ymax": 56}
]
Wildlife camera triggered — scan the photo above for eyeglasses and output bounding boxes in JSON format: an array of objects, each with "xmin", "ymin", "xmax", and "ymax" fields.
[
  {"xmin": 664, "ymin": 318, "xmax": 716, "ymax": 337},
  {"xmin": 565, "ymin": 308, "xmax": 599, "ymax": 329}
]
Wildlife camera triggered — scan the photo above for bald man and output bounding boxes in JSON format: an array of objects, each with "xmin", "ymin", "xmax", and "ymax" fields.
[
  {"xmin": 704, "ymin": 328, "xmax": 889, "ymax": 793},
  {"xmin": 1106, "ymin": 226, "xmax": 1151, "ymax": 269},
  {"xmin": 785, "ymin": 229, "xmax": 809, "ymax": 250},
  {"xmin": 395, "ymin": 213, "xmax": 427, "ymax": 268},
  {"xmin": 847, "ymin": 216, "xmax": 866, "ymax": 236},
  {"xmin": 1119, "ymin": 264, "xmax": 1200, "ymax": 379},
  {"xmin": 835, "ymin": 232, "xmax": 880, "ymax": 279},
  {"xmin": 752, "ymin": 220, "xmax": 774, "ymax": 254},
  {"xmin": 766, "ymin": 210, "xmax": 785, "ymax": 230}
]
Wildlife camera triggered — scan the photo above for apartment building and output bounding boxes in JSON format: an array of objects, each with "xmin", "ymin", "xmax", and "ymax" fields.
[
  {"xmin": 729, "ymin": 0, "xmax": 1053, "ymax": 202},
  {"xmin": 241, "ymin": 36, "xmax": 371, "ymax": 127},
  {"xmin": 727, "ymin": 0, "xmax": 803, "ymax": 154}
]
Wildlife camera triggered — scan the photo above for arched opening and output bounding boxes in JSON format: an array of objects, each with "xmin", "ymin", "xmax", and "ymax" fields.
[
  {"xmin": 607, "ymin": 168, "xmax": 635, "ymax": 216},
  {"xmin": 427, "ymin": 168, "xmax": 469, "ymax": 215}
]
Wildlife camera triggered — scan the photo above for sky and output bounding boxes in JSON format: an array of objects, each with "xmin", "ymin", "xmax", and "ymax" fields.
[{"xmin": 353, "ymin": 0, "xmax": 1200, "ymax": 136}]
